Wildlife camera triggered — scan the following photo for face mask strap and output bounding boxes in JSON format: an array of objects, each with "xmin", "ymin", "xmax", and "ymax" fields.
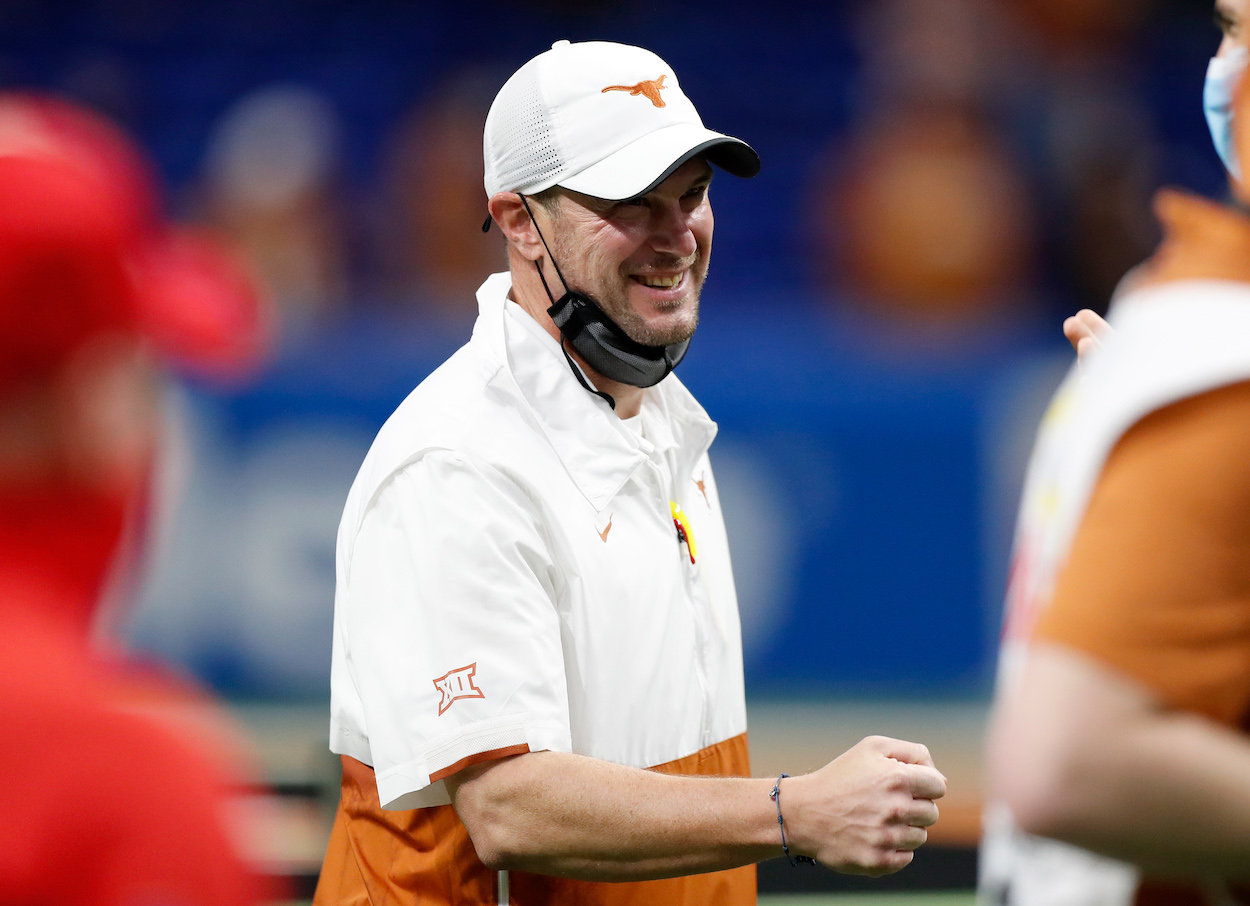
[
  {"xmin": 520, "ymin": 194, "xmax": 617, "ymax": 410},
  {"xmin": 520, "ymin": 195, "xmax": 572, "ymax": 296},
  {"xmin": 556, "ymin": 332, "xmax": 616, "ymax": 410}
]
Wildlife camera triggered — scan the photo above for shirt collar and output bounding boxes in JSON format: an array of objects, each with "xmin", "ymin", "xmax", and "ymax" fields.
[{"xmin": 473, "ymin": 272, "xmax": 717, "ymax": 510}]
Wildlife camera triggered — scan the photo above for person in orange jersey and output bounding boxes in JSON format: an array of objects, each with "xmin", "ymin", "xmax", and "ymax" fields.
[
  {"xmin": 316, "ymin": 40, "xmax": 946, "ymax": 906},
  {"xmin": 0, "ymin": 94, "xmax": 278, "ymax": 905},
  {"xmin": 981, "ymin": 3, "xmax": 1250, "ymax": 902}
]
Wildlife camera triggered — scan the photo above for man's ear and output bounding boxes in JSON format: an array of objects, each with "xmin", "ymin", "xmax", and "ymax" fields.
[{"xmin": 489, "ymin": 192, "xmax": 546, "ymax": 262}]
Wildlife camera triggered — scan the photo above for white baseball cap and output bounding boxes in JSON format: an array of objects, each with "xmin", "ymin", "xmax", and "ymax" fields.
[{"xmin": 483, "ymin": 40, "xmax": 760, "ymax": 201}]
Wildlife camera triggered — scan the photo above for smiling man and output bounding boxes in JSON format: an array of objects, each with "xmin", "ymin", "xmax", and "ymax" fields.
[{"xmin": 314, "ymin": 40, "xmax": 946, "ymax": 906}]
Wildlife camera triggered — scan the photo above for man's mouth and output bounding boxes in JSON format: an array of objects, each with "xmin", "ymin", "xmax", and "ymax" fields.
[{"xmin": 634, "ymin": 273, "xmax": 684, "ymax": 288}]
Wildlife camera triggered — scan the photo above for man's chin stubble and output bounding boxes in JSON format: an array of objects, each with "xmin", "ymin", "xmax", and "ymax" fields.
[{"xmin": 622, "ymin": 303, "xmax": 699, "ymax": 347}]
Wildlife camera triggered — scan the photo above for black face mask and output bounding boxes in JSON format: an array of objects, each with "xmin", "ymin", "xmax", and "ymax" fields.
[{"xmin": 520, "ymin": 196, "xmax": 691, "ymax": 407}]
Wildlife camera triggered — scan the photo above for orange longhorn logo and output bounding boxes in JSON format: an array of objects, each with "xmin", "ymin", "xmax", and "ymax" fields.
[
  {"xmin": 694, "ymin": 472, "xmax": 709, "ymax": 508},
  {"xmin": 602, "ymin": 74, "xmax": 668, "ymax": 108}
]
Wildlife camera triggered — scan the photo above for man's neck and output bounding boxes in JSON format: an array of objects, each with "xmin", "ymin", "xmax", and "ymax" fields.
[{"xmin": 508, "ymin": 264, "xmax": 645, "ymax": 419}]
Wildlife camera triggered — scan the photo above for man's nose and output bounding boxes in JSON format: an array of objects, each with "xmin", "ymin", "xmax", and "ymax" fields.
[{"xmin": 649, "ymin": 201, "xmax": 699, "ymax": 257}]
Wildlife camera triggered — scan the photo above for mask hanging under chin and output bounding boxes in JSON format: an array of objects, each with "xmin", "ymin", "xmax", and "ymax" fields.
[{"xmin": 546, "ymin": 287, "xmax": 690, "ymax": 389}]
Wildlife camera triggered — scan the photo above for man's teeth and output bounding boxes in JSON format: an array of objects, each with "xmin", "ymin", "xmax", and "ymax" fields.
[{"xmin": 638, "ymin": 274, "xmax": 682, "ymax": 288}]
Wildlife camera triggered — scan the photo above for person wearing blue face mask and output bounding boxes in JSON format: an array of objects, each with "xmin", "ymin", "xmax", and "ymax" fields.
[
  {"xmin": 978, "ymin": 5, "xmax": 1250, "ymax": 905},
  {"xmin": 1206, "ymin": 1, "xmax": 1250, "ymax": 179},
  {"xmin": 1059, "ymin": 1, "xmax": 1250, "ymax": 365}
]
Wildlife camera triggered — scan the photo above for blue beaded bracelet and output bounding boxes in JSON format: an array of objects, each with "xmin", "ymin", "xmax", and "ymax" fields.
[{"xmin": 770, "ymin": 773, "xmax": 817, "ymax": 867}]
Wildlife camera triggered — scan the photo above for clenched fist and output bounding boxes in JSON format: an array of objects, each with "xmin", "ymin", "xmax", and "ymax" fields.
[{"xmin": 779, "ymin": 736, "xmax": 947, "ymax": 876}]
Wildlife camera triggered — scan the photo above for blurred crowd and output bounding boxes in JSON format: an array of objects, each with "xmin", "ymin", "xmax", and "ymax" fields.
[{"xmin": 0, "ymin": 0, "xmax": 1224, "ymax": 357}]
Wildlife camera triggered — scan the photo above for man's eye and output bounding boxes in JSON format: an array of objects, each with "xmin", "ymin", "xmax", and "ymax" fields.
[{"xmin": 621, "ymin": 196, "xmax": 648, "ymax": 207}]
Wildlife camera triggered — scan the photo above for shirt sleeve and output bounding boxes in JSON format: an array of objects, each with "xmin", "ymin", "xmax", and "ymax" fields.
[
  {"xmin": 1035, "ymin": 380, "xmax": 1250, "ymax": 725},
  {"xmin": 341, "ymin": 450, "xmax": 573, "ymax": 809}
]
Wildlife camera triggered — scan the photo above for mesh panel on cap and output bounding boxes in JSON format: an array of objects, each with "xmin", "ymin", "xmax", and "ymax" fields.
[{"xmin": 485, "ymin": 67, "xmax": 564, "ymax": 196}]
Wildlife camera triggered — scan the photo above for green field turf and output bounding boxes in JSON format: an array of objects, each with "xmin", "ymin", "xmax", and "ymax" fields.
[{"xmin": 759, "ymin": 894, "xmax": 976, "ymax": 906}]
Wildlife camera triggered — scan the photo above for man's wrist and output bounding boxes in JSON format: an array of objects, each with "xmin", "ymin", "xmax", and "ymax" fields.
[{"xmin": 769, "ymin": 773, "xmax": 817, "ymax": 866}]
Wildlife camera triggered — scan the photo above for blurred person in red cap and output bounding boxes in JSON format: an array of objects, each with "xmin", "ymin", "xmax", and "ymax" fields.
[
  {"xmin": 0, "ymin": 93, "xmax": 277, "ymax": 904},
  {"xmin": 981, "ymin": 3, "xmax": 1250, "ymax": 902}
]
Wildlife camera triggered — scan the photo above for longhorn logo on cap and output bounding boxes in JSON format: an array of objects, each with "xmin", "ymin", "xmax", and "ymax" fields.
[{"xmin": 602, "ymin": 74, "xmax": 668, "ymax": 108}]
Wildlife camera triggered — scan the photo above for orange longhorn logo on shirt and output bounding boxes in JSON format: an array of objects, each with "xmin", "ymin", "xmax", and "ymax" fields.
[
  {"xmin": 602, "ymin": 74, "xmax": 668, "ymax": 108},
  {"xmin": 433, "ymin": 663, "xmax": 485, "ymax": 715},
  {"xmin": 694, "ymin": 472, "xmax": 710, "ymax": 508}
]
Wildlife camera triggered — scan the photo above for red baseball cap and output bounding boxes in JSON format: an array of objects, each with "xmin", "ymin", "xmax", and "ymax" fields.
[{"xmin": 0, "ymin": 94, "xmax": 271, "ymax": 392}]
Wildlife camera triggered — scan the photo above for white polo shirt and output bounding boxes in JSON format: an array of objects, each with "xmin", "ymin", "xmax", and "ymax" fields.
[{"xmin": 328, "ymin": 272, "xmax": 747, "ymax": 810}]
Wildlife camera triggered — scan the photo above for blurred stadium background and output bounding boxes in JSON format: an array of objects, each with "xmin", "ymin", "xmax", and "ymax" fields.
[{"xmin": 1, "ymin": 0, "xmax": 1228, "ymax": 899}]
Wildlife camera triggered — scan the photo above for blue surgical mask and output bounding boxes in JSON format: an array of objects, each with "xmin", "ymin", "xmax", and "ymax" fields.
[{"xmin": 1204, "ymin": 45, "xmax": 1250, "ymax": 179}]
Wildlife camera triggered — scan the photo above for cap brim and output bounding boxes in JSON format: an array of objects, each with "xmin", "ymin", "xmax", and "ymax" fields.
[{"xmin": 558, "ymin": 122, "xmax": 760, "ymax": 201}]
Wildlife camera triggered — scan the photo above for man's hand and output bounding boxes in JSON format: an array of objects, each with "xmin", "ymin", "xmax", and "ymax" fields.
[
  {"xmin": 782, "ymin": 736, "xmax": 947, "ymax": 876},
  {"xmin": 1063, "ymin": 309, "xmax": 1112, "ymax": 360}
]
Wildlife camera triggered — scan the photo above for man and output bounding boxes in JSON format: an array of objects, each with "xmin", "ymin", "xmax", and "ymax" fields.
[
  {"xmin": 0, "ymin": 94, "xmax": 272, "ymax": 904},
  {"xmin": 315, "ymin": 40, "xmax": 946, "ymax": 906},
  {"xmin": 979, "ymin": 4, "xmax": 1250, "ymax": 902}
]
